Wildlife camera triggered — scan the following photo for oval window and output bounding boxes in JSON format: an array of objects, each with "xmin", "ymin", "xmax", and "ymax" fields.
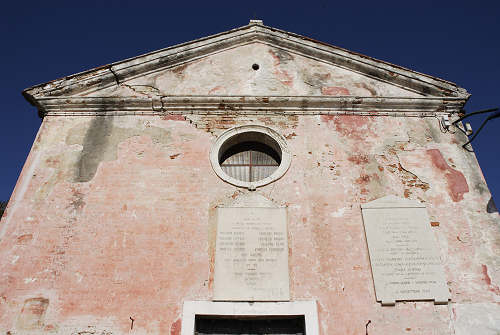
[{"xmin": 210, "ymin": 126, "xmax": 291, "ymax": 189}]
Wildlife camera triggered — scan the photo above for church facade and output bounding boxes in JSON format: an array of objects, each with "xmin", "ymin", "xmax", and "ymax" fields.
[{"xmin": 1, "ymin": 20, "xmax": 499, "ymax": 334}]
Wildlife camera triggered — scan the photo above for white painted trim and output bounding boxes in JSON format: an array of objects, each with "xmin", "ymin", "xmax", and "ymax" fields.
[
  {"xmin": 361, "ymin": 195, "xmax": 426, "ymax": 209},
  {"xmin": 209, "ymin": 125, "xmax": 291, "ymax": 190},
  {"xmin": 36, "ymin": 95, "xmax": 466, "ymax": 115},
  {"xmin": 181, "ymin": 300, "xmax": 319, "ymax": 335}
]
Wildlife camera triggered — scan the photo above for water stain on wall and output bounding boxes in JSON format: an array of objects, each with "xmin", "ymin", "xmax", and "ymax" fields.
[
  {"xmin": 68, "ymin": 117, "xmax": 173, "ymax": 182},
  {"xmin": 75, "ymin": 116, "xmax": 114, "ymax": 182},
  {"xmin": 31, "ymin": 117, "xmax": 174, "ymax": 207}
]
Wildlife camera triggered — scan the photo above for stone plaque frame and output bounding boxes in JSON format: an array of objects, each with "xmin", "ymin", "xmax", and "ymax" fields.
[
  {"xmin": 213, "ymin": 205, "xmax": 290, "ymax": 301},
  {"xmin": 361, "ymin": 195, "xmax": 450, "ymax": 306}
]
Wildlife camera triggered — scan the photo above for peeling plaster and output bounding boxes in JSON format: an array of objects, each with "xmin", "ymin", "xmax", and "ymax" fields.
[
  {"xmin": 427, "ymin": 149, "xmax": 469, "ymax": 202},
  {"xmin": 3, "ymin": 25, "xmax": 499, "ymax": 335}
]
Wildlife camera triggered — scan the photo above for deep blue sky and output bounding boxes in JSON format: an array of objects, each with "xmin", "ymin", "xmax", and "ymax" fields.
[{"xmin": 1, "ymin": 1, "xmax": 499, "ymax": 209}]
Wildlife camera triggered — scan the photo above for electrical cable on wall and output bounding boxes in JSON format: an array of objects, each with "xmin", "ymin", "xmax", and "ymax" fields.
[{"xmin": 454, "ymin": 108, "xmax": 499, "ymax": 151}]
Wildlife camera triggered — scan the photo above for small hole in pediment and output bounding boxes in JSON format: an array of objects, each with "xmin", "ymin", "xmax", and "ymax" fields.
[{"xmin": 252, "ymin": 63, "xmax": 260, "ymax": 70}]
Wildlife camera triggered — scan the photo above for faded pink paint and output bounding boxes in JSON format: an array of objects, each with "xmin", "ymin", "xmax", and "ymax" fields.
[
  {"xmin": 2, "ymin": 32, "xmax": 499, "ymax": 335},
  {"xmin": 208, "ymin": 85, "xmax": 225, "ymax": 94},
  {"xmin": 170, "ymin": 318, "xmax": 181, "ymax": 335},
  {"xmin": 427, "ymin": 149, "xmax": 469, "ymax": 202},
  {"xmin": 268, "ymin": 49, "xmax": 294, "ymax": 87},
  {"xmin": 162, "ymin": 115, "xmax": 185, "ymax": 121},
  {"xmin": 321, "ymin": 86, "xmax": 350, "ymax": 96},
  {"xmin": 321, "ymin": 114, "xmax": 375, "ymax": 140},
  {"xmin": 274, "ymin": 69, "xmax": 294, "ymax": 87},
  {"xmin": 2, "ymin": 114, "xmax": 483, "ymax": 334},
  {"xmin": 482, "ymin": 264, "xmax": 500, "ymax": 295},
  {"xmin": 348, "ymin": 154, "xmax": 369, "ymax": 165}
]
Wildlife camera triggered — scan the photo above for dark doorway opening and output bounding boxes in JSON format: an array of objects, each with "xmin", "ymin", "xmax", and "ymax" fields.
[{"xmin": 195, "ymin": 315, "xmax": 305, "ymax": 335}]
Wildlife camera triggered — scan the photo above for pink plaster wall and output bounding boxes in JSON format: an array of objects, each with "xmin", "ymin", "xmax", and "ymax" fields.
[
  {"xmin": 1, "ymin": 110, "xmax": 498, "ymax": 334},
  {"xmin": 2, "ymin": 41, "xmax": 499, "ymax": 334}
]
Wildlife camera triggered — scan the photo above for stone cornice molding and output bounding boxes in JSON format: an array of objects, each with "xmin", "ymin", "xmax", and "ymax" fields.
[
  {"xmin": 23, "ymin": 22, "xmax": 470, "ymax": 111},
  {"xmin": 36, "ymin": 95, "xmax": 466, "ymax": 117}
]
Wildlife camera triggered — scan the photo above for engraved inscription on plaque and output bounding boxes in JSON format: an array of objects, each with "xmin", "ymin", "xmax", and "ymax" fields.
[
  {"xmin": 361, "ymin": 196, "xmax": 450, "ymax": 305},
  {"xmin": 213, "ymin": 207, "xmax": 290, "ymax": 301}
]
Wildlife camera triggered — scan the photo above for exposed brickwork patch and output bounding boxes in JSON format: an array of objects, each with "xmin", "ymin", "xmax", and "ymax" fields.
[
  {"xmin": 17, "ymin": 298, "xmax": 49, "ymax": 330},
  {"xmin": 170, "ymin": 318, "xmax": 181, "ymax": 335}
]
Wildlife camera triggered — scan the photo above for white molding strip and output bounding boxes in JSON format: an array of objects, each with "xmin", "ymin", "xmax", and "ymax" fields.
[
  {"xmin": 181, "ymin": 300, "xmax": 319, "ymax": 335},
  {"xmin": 36, "ymin": 95, "xmax": 466, "ymax": 116}
]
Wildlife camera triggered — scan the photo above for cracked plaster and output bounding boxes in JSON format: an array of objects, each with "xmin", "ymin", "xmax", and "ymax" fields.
[{"xmin": 2, "ymin": 23, "xmax": 499, "ymax": 335}]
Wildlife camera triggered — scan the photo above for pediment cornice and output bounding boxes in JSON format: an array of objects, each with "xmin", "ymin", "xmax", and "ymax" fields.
[
  {"xmin": 23, "ymin": 21, "xmax": 470, "ymax": 115},
  {"xmin": 35, "ymin": 95, "xmax": 465, "ymax": 117}
]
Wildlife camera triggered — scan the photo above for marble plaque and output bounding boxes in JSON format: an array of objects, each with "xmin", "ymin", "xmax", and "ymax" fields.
[
  {"xmin": 361, "ymin": 196, "xmax": 450, "ymax": 305},
  {"xmin": 213, "ymin": 207, "xmax": 290, "ymax": 301}
]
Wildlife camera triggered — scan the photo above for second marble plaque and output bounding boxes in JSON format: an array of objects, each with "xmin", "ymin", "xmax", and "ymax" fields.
[{"xmin": 362, "ymin": 195, "xmax": 450, "ymax": 305}]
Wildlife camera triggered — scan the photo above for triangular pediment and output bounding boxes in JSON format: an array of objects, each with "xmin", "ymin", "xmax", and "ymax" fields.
[
  {"xmin": 23, "ymin": 21, "xmax": 469, "ymax": 115},
  {"xmin": 76, "ymin": 42, "xmax": 425, "ymax": 99}
]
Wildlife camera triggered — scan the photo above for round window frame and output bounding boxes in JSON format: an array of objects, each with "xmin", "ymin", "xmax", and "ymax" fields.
[{"xmin": 210, "ymin": 125, "xmax": 291, "ymax": 189}]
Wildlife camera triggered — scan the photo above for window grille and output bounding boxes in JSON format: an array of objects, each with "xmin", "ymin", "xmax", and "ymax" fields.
[{"xmin": 220, "ymin": 141, "xmax": 280, "ymax": 182}]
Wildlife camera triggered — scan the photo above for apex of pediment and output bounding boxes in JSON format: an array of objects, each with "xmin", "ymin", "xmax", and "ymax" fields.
[{"xmin": 249, "ymin": 19, "xmax": 263, "ymax": 25}]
